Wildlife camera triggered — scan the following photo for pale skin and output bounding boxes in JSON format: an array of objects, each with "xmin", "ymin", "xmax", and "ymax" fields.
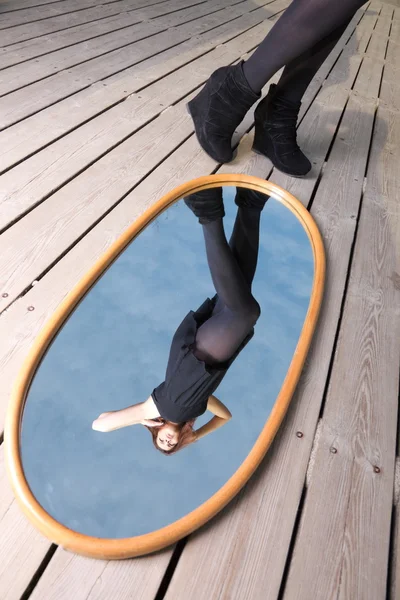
[{"xmin": 92, "ymin": 394, "xmax": 232, "ymax": 451}]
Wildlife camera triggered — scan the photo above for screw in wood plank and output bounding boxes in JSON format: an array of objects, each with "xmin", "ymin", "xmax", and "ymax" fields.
[
  {"xmin": 27, "ymin": 306, "xmax": 35, "ymax": 312},
  {"xmin": 2, "ymin": 293, "xmax": 8, "ymax": 298},
  {"xmin": 373, "ymin": 466, "xmax": 381, "ymax": 474},
  {"xmin": 296, "ymin": 431, "xmax": 304, "ymax": 438},
  {"xmin": 330, "ymin": 447, "xmax": 338, "ymax": 454}
]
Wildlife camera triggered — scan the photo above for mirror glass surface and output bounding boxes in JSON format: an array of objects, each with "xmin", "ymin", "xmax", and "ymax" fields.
[{"xmin": 21, "ymin": 185, "xmax": 314, "ymax": 539}]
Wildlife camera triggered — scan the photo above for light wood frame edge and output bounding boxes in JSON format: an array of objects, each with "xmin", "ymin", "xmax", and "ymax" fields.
[{"xmin": 4, "ymin": 174, "xmax": 325, "ymax": 560}]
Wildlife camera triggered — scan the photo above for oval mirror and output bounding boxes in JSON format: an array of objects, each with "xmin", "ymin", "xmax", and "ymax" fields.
[{"xmin": 5, "ymin": 175, "xmax": 325, "ymax": 559}]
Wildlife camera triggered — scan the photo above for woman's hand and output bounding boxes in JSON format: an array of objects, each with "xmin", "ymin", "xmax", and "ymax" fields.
[{"xmin": 140, "ymin": 419, "xmax": 163, "ymax": 427}]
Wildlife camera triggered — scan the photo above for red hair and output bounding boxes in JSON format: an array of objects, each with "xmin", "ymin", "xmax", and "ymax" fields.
[{"xmin": 144, "ymin": 418, "xmax": 196, "ymax": 455}]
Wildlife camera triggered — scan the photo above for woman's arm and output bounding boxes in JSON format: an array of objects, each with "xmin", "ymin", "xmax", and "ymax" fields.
[
  {"xmin": 194, "ymin": 395, "xmax": 232, "ymax": 441},
  {"xmin": 92, "ymin": 396, "xmax": 160, "ymax": 432},
  {"xmin": 207, "ymin": 394, "xmax": 232, "ymax": 419}
]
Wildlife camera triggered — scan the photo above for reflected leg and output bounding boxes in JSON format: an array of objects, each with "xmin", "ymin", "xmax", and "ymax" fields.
[
  {"xmin": 214, "ymin": 188, "xmax": 267, "ymax": 306},
  {"xmin": 193, "ymin": 218, "xmax": 260, "ymax": 365},
  {"xmin": 194, "ymin": 190, "xmax": 266, "ymax": 364}
]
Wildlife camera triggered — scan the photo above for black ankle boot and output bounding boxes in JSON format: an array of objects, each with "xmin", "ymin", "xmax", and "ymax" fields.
[
  {"xmin": 184, "ymin": 188, "xmax": 225, "ymax": 224},
  {"xmin": 234, "ymin": 187, "xmax": 269, "ymax": 211},
  {"xmin": 187, "ymin": 62, "xmax": 260, "ymax": 164},
  {"xmin": 252, "ymin": 84, "xmax": 311, "ymax": 177}
]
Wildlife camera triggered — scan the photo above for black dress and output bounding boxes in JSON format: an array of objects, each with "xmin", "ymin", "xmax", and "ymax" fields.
[{"xmin": 151, "ymin": 297, "xmax": 254, "ymax": 423}]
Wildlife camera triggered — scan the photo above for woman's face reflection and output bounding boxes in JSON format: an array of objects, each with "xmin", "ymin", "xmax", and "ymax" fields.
[{"xmin": 156, "ymin": 423, "xmax": 180, "ymax": 451}]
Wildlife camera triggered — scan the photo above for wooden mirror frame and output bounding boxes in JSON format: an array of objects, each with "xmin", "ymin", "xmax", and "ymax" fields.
[{"xmin": 5, "ymin": 174, "xmax": 325, "ymax": 559}]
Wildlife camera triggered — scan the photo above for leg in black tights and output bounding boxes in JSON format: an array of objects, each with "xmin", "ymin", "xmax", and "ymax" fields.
[
  {"xmin": 273, "ymin": 20, "xmax": 351, "ymax": 103},
  {"xmin": 242, "ymin": 0, "xmax": 364, "ymax": 95},
  {"xmin": 187, "ymin": 2, "xmax": 363, "ymax": 164},
  {"xmin": 193, "ymin": 206, "xmax": 262, "ymax": 364},
  {"xmin": 250, "ymin": 15, "xmax": 355, "ymax": 176}
]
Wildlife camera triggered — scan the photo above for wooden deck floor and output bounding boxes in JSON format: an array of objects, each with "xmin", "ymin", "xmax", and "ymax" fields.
[{"xmin": 1, "ymin": 0, "xmax": 400, "ymax": 598}]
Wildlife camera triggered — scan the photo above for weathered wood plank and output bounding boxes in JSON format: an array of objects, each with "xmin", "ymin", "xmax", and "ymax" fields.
[
  {"xmin": 390, "ymin": 16, "xmax": 400, "ymax": 43},
  {"xmin": 0, "ymin": 3, "xmax": 135, "ymax": 46},
  {"xmin": 0, "ymin": 0, "xmax": 229, "ymax": 93},
  {"xmin": 379, "ymin": 16, "xmax": 400, "ymax": 110},
  {"xmin": 27, "ymin": 547, "xmax": 174, "ymax": 600},
  {"xmin": 0, "ymin": 102, "xmax": 196, "ymax": 305},
  {"xmin": 0, "ymin": 0, "xmax": 112, "ymax": 29},
  {"xmin": 0, "ymin": 450, "xmax": 54, "ymax": 600},
  {"xmin": 0, "ymin": 0, "xmax": 227, "ymax": 96},
  {"xmin": 0, "ymin": 31, "xmax": 183, "ymax": 128},
  {"xmin": 0, "ymin": 19, "xmax": 163, "ymax": 96},
  {"xmin": 364, "ymin": 4, "xmax": 392, "ymax": 59},
  {"xmin": 322, "ymin": 1, "xmax": 384, "ymax": 93},
  {"xmin": 0, "ymin": 0, "xmax": 168, "ymax": 30},
  {"xmin": 391, "ymin": 457, "xmax": 400, "ymax": 600},
  {"xmin": 0, "ymin": 0, "xmax": 233, "ymax": 69},
  {"xmin": 0, "ymin": 0, "xmax": 287, "ymax": 129},
  {"xmin": 282, "ymin": 103, "xmax": 400, "ymax": 600},
  {"xmin": 0, "ymin": 0, "xmax": 78, "ymax": 10},
  {"xmin": 0, "ymin": 0, "xmax": 282, "ymax": 171},
  {"xmin": 0, "ymin": 18, "xmax": 278, "ymax": 229},
  {"xmin": 385, "ymin": 36, "xmax": 400, "ymax": 65},
  {"xmin": 309, "ymin": 1, "xmax": 378, "ymax": 91}
]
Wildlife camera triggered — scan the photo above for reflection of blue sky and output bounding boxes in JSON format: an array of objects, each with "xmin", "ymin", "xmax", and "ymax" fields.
[{"xmin": 21, "ymin": 186, "xmax": 314, "ymax": 539}]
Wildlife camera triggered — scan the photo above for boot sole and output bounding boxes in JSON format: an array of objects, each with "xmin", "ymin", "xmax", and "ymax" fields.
[{"xmin": 252, "ymin": 146, "xmax": 310, "ymax": 179}]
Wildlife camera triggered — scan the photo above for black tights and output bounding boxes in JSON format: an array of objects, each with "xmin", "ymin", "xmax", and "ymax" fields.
[
  {"xmin": 273, "ymin": 20, "xmax": 351, "ymax": 103},
  {"xmin": 193, "ymin": 205, "xmax": 262, "ymax": 365},
  {"xmin": 243, "ymin": 0, "xmax": 364, "ymax": 96}
]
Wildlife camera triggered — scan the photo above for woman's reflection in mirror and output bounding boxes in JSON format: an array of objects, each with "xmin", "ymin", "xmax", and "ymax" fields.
[{"xmin": 92, "ymin": 187, "xmax": 269, "ymax": 454}]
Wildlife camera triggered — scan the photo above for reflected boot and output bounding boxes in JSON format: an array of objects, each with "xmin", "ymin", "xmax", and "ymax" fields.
[
  {"xmin": 187, "ymin": 62, "xmax": 260, "ymax": 164},
  {"xmin": 234, "ymin": 187, "xmax": 269, "ymax": 211},
  {"xmin": 252, "ymin": 84, "xmax": 311, "ymax": 177},
  {"xmin": 184, "ymin": 188, "xmax": 225, "ymax": 224}
]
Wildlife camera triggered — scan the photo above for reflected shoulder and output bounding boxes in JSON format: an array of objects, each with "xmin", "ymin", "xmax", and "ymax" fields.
[{"xmin": 144, "ymin": 396, "xmax": 161, "ymax": 418}]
